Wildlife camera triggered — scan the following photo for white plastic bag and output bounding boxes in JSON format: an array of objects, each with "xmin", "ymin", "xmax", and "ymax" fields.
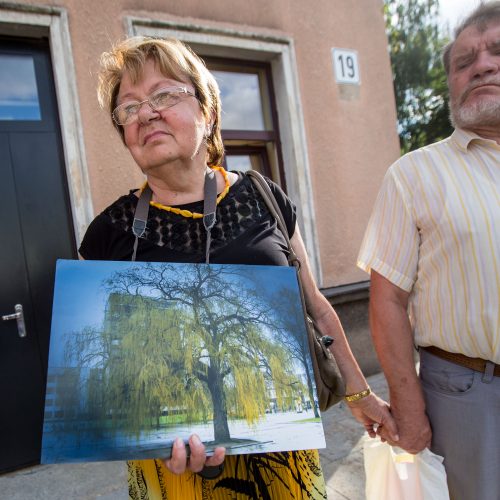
[{"xmin": 364, "ymin": 438, "xmax": 450, "ymax": 500}]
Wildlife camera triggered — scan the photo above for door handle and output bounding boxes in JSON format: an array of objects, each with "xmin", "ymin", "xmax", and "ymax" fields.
[{"xmin": 2, "ymin": 304, "xmax": 27, "ymax": 338}]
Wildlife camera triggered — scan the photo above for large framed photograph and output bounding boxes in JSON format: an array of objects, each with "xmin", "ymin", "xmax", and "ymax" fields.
[{"xmin": 42, "ymin": 260, "xmax": 325, "ymax": 463}]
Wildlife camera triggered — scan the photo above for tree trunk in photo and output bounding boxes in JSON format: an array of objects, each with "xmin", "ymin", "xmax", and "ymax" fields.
[
  {"xmin": 304, "ymin": 356, "xmax": 320, "ymax": 418},
  {"xmin": 207, "ymin": 364, "xmax": 231, "ymax": 443}
]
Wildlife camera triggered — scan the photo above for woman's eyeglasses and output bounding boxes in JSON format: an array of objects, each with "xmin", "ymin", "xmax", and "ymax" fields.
[{"xmin": 112, "ymin": 86, "xmax": 195, "ymax": 125}]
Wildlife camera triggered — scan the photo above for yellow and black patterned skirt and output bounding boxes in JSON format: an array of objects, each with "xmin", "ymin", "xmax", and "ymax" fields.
[{"xmin": 128, "ymin": 449, "xmax": 326, "ymax": 499}]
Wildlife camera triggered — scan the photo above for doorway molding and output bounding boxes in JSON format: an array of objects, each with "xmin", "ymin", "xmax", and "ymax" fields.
[{"xmin": 0, "ymin": 2, "xmax": 93, "ymax": 243}]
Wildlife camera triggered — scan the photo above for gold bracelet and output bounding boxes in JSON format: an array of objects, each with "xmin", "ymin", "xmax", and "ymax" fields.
[{"xmin": 344, "ymin": 387, "xmax": 371, "ymax": 403}]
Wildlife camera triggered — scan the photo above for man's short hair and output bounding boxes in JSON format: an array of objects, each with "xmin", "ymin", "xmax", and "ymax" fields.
[{"xmin": 442, "ymin": 1, "xmax": 500, "ymax": 75}]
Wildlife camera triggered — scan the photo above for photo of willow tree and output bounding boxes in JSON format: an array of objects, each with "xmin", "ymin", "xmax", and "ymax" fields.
[{"xmin": 42, "ymin": 260, "xmax": 325, "ymax": 463}]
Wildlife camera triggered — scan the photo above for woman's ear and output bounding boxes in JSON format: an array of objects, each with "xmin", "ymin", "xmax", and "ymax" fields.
[
  {"xmin": 205, "ymin": 109, "xmax": 216, "ymax": 136},
  {"xmin": 205, "ymin": 122, "xmax": 213, "ymax": 138}
]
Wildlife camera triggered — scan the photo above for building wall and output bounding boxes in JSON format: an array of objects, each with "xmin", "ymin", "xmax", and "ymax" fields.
[{"xmin": 1, "ymin": 0, "xmax": 400, "ymax": 372}]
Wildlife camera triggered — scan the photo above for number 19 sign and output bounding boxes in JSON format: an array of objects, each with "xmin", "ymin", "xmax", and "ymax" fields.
[{"xmin": 332, "ymin": 48, "xmax": 360, "ymax": 85}]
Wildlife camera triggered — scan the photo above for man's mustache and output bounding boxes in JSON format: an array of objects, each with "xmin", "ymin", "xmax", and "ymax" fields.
[{"xmin": 459, "ymin": 77, "xmax": 500, "ymax": 104}]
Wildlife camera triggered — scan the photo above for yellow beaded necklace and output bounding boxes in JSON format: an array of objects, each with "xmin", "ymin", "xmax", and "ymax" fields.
[{"xmin": 145, "ymin": 166, "xmax": 230, "ymax": 219}]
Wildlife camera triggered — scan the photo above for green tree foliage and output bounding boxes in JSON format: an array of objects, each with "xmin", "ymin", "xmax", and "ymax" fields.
[
  {"xmin": 384, "ymin": 0, "xmax": 453, "ymax": 153},
  {"xmin": 66, "ymin": 264, "xmax": 306, "ymax": 445}
]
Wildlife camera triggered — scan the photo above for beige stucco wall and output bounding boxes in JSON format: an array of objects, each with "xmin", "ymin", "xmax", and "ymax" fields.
[
  {"xmin": 287, "ymin": 1, "xmax": 401, "ymax": 286},
  {"xmin": 8, "ymin": 0, "xmax": 400, "ymax": 288}
]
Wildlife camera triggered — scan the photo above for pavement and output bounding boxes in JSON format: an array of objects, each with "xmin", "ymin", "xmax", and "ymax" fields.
[{"xmin": 0, "ymin": 372, "xmax": 389, "ymax": 499}]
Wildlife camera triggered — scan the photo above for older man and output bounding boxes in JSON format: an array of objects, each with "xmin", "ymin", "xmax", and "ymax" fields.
[{"xmin": 357, "ymin": 2, "xmax": 500, "ymax": 499}]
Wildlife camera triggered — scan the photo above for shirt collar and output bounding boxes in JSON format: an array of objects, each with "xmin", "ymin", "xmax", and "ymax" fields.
[{"xmin": 451, "ymin": 128, "xmax": 500, "ymax": 152}]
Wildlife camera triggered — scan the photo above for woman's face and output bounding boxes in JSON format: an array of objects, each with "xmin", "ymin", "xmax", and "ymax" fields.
[{"xmin": 116, "ymin": 59, "xmax": 208, "ymax": 173}]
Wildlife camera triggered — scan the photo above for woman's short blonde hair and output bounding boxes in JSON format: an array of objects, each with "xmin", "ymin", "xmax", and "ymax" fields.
[{"xmin": 97, "ymin": 36, "xmax": 224, "ymax": 167}]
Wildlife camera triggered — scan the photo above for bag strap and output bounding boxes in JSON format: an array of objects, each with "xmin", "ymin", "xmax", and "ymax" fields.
[
  {"xmin": 131, "ymin": 184, "xmax": 152, "ymax": 262},
  {"xmin": 247, "ymin": 170, "xmax": 333, "ymax": 344},
  {"xmin": 246, "ymin": 170, "xmax": 300, "ymax": 269},
  {"xmin": 131, "ymin": 169, "xmax": 218, "ymax": 263},
  {"xmin": 202, "ymin": 169, "xmax": 217, "ymax": 264}
]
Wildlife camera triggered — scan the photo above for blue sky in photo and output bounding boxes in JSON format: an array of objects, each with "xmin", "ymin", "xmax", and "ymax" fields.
[{"xmin": 49, "ymin": 260, "xmax": 133, "ymax": 366}]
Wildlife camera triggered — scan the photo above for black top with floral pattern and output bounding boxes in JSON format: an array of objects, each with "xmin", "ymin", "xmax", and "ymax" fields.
[{"xmin": 79, "ymin": 172, "xmax": 296, "ymax": 267}]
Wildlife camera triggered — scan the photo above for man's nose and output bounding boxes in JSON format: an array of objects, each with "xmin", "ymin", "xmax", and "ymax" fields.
[{"xmin": 472, "ymin": 50, "xmax": 499, "ymax": 78}]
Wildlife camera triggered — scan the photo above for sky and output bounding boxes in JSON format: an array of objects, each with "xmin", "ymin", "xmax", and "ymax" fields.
[
  {"xmin": 439, "ymin": 0, "xmax": 482, "ymax": 34},
  {"xmin": 0, "ymin": 55, "xmax": 41, "ymax": 120}
]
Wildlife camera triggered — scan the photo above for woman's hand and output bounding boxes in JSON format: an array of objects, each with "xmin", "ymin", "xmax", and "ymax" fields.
[
  {"xmin": 163, "ymin": 434, "xmax": 226, "ymax": 475},
  {"xmin": 346, "ymin": 392, "xmax": 399, "ymax": 442}
]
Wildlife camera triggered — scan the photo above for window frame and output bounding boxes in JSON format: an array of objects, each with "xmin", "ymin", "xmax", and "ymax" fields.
[
  {"xmin": 206, "ymin": 57, "xmax": 286, "ymax": 187},
  {"xmin": 224, "ymin": 145, "xmax": 272, "ymax": 177}
]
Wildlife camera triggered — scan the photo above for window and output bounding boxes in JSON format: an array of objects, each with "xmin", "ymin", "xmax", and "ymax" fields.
[
  {"xmin": 207, "ymin": 60, "xmax": 285, "ymax": 186},
  {"xmin": 0, "ymin": 54, "xmax": 41, "ymax": 121},
  {"xmin": 225, "ymin": 148, "xmax": 270, "ymax": 174}
]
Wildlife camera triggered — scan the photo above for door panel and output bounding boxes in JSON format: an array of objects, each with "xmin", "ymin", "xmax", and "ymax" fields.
[
  {"xmin": 9, "ymin": 132, "xmax": 76, "ymax": 365},
  {"xmin": 0, "ymin": 133, "xmax": 45, "ymax": 471},
  {"xmin": 0, "ymin": 37, "xmax": 76, "ymax": 472}
]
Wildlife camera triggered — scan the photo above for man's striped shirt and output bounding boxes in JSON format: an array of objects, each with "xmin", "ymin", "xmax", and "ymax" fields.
[{"xmin": 358, "ymin": 129, "xmax": 500, "ymax": 363}]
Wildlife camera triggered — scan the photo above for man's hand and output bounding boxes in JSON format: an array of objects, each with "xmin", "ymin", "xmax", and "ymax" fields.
[
  {"xmin": 378, "ymin": 399, "xmax": 432, "ymax": 454},
  {"xmin": 368, "ymin": 271, "xmax": 431, "ymax": 453}
]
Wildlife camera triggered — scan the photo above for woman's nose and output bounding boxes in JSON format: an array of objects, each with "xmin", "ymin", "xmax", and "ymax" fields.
[{"xmin": 137, "ymin": 101, "xmax": 160, "ymax": 124}]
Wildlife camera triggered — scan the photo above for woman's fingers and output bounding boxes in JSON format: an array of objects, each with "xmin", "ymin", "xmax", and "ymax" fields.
[
  {"xmin": 364, "ymin": 423, "xmax": 377, "ymax": 438},
  {"xmin": 164, "ymin": 437, "xmax": 188, "ymax": 474},
  {"xmin": 379, "ymin": 407, "xmax": 400, "ymax": 442},
  {"xmin": 186, "ymin": 434, "xmax": 206, "ymax": 473},
  {"xmin": 348, "ymin": 393, "xmax": 400, "ymax": 442},
  {"xmin": 163, "ymin": 435, "xmax": 226, "ymax": 475},
  {"xmin": 204, "ymin": 446, "xmax": 226, "ymax": 467}
]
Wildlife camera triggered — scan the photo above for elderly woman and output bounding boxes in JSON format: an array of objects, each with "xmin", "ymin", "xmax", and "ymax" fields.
[{"xmin": 79, "ymin": 36, "xmax": 397, "ymax": 499}]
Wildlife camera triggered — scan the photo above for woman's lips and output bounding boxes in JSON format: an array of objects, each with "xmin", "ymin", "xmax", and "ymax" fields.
[{"xmin": 143, "ymin": 130, "xmax": 169, "ymax": 145}]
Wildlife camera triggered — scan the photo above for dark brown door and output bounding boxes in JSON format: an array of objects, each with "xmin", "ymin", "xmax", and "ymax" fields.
[{"xmin": 0, "ymin": 37, "xmax": 76, "ymax": 472}]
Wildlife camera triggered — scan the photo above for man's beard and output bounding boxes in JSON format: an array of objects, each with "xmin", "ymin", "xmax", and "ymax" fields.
[{"xmin": 449, "ymin": 77, "xmax": 500, "ymax": 129}]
